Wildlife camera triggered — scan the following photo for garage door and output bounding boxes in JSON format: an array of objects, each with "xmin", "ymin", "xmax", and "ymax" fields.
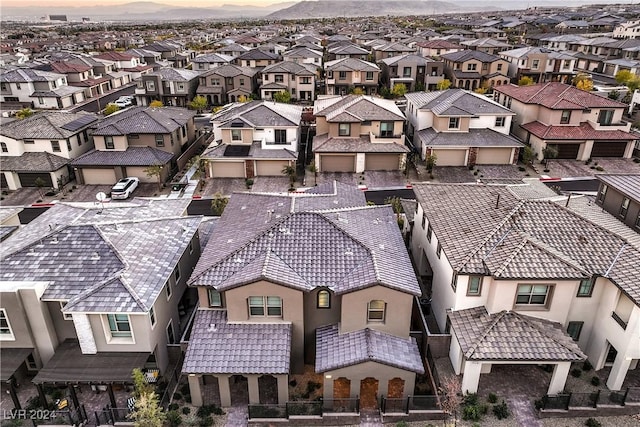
[
  {"xmin": 432, "ymin": 149, "xmax": 467, "ymax": 166},
  {"xmin": 18, "ymin": 173, "xmax": 53, "ymax": 188},
  {"xmin": 255, "ymin": 160, "xmax": 289, "ymax": 176},
  {"xmin": 82, "ymin": 168, "xmax": 117, "ymax": 185},
  {"xmin": 365, "ymin": 154, "xmax": 400, "ymax": 171},
  {"xmin": 551, "ymin": 144, "xmax": 580, "ymax": 159},
  {"xmin": 476, "ymin": 147, "xmax": 513, "ymax": 165},
  {"xmin": 320, "ymin": 155, "xmax": 356, "ymax": 172},
  {"xmin": 591, "ymin": 141, "xmax": 628, "ymax": 157},
  {"xmin": 126, "ymin": 166, "xmax": 154, "ymax": 183},
  {"xmin": 211, "ymin": 161, "xmax": 245, "ymax": 178}
]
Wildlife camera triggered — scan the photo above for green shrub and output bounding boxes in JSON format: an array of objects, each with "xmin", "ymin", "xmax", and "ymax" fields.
[
  {"xmin": 487, "ymin": 393, "xmax": 498, "ymax": 403},
  {"xmin": 463, "ymin": 393, "xmax": 479, "ymax": 406},
  {"xmin": 583, "ymin": 361, "xmax": 593, "ymax": 371},
  {"xmin": 173, "ymin": 392, "xmax": 182, "ymax": 401},
  {"xmin": 534, "ymin": 399, "xmax": 544, "ymax": 410},
  {"xmin": 197, "ymin": 405, "xmax": 223, "ymax": 417},
  {"xmin": 182, "ymin": 407, "xmax": 191, "ymax": 415},
  {"xmin": 493, "ymin": 401, "xmax": 510, "ymax": 419},
  {"xmin": 462, "ymin": 405, "xmax": 483, "ymax": 421},
  {"xmin": 571, "ymin": 368, "xmax": 582, "ymax": 378},
  {"xmin": 585, "ymin": 418, "xmax": 601, "ymax": 427},
  {"xmin": 395, "ymin": 421, "xmax": 408, "ymax": 427},
  {"xmin": 591, "ymin": 376, "xmax": 601, "ymax": 386},
  {"xmin": 166, "ymin": 410, "xmax": 182, "ymax": 427},
  {"xmin": 245, "ymin": 178, "xmax": 254, "ymax": 188},
  {"xmin": 168, "ymin": 403, "xmax": 179, "ymax": 411},
  {"xmin": 198, "ymin": 416, "xmax": 213, "ymax": 427}
]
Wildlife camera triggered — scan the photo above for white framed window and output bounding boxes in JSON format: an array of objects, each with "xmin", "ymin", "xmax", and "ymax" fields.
[
  {"xmin": 106, "ymin": 314, "xmax": 132, "ymax": 338},
  {"xmin": 51, "ymin": 140, "xmax": 61, "ymax": 152},
  {"xmin": 146, "ymin": 81, "xmax": 155, "ymax": 91},
  {"xmin": 495, "ymin": 117, "xmax": 506, "ymax": 127},
  {"xmin": 560, "ymin": 110, "xmax": 571, "ymax": 124},
  {"xmin": 597, "ymin": 184, "xmax": 607, "ymax": 203},
  {"xmin": 338, "ymin": 123, "xmax": 351, "ymax": 136},
  {"xmin": 149, "ymin": 307, "xmax": 156, "ymax": 327},
  {"xmin": 166, "ymin": 319, "xmax": 175, "ymax": 344},
  {"xmin": 366, "ymin": 71, "xmax": 374, "ymax": 80},
  {"xmin": 448, "ymin": 117, "xmax": 460, "ymax": 129},
  {"xmin": 577, "ymin": 277, "xmax": 595, "ymax": 297},
  {"xmin": 367, "ymin": 300, "xmax": 386, "ymax": 322},
  {"xmin": 166, "ymin": 281, "xmax": 172, "ymax": 300},
  {"xmin": 248, "ymin": 296, "xmax": 282, "ymax": 317},
  {"xmin": 174, "ymin": 265, "xmax": 181, "ymax": 283},
  {"xmin": 0, "ymin": 142, "xmax": 7, "ymax": 153},
  {"xmin": 619, "ymin": 197, "xmax": 630, "ymax": 219},
  {"xmin": 0, "ymin": 309, "xmax": 14, "ymax": 340},
  {"xmin": 155, "ymin": 134, "xmax": 164, "ymax": 147},
  {"xmin": 59, "ymin": 302, "xmax": 73, "ymax": 320},
  {"xmin": 231, "ymin": 129, "xmax": 242, "ymax": 141},
  {"xmin": 467, "ymin": 276, "xmax": 482, "ymax": 296},
  {"xmin": 105, "ymin": 136, "xmax": 114, "ymax": 149},
  {"xmin": 208, "ymin": 289, "xmax": 222, "ymax": 307},
  {"xmin": 516, "ymin": 284, "xmax": 551, "ymax": 306}
]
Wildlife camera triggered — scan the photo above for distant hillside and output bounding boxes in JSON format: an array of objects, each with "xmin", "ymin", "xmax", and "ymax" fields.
[{"xmin": 267, "ymin": 0, "xmax": 460, "ymax": 19}]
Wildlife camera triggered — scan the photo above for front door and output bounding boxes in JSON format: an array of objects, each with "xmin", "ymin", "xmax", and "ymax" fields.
[{"xmin": 359, "ymin": 377, "xmax": 379, "ymax": 409}]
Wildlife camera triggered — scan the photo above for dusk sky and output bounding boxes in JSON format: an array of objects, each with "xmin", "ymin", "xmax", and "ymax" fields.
[{"xmin": 1, "ymin": 0, "xmax": 294, "ymax": 6}]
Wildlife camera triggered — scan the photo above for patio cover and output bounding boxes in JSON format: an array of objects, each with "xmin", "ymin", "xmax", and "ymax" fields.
[
  {"xmin": 32, "ymin": 340, "xmax": 149, "ymax": 384},
  {"xmin": 0, "ymin": 348, "xmax": 32, "ymax": 381}
]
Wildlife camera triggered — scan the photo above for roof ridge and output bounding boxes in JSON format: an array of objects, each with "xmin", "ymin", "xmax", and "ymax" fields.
[
  {"xmin": 518, "ymin": 312, "xmax": 586, "ymax": 359},
  {"xmin": 491, "ymin": 236, "xmax": 528, "ymax": 277},
  {"xmin": 520, "ymin": 234, "xmax": 591, "ymax": 276},
  {"xmin": 464, "ymin": 309, "xmax": 507, "ymax": 358}
]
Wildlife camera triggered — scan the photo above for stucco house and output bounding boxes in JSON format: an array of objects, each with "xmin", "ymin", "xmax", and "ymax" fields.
[
  {"xmin": 202, "ymin": 100, "xmax": 302, "ymax": 178},
  {"xmin": 196, "ymin": 65, "xmax": 258, "ymax": 106},
  {"xmin": 183, "ymin": 182, "xmax": 424, "ymax": 407},
  {"xmin": 71, "ymin": 106, "xmax": 196, "ymax": 185},
  {"xmin": 324, "ymin": 58, "xmax": 381, "ymax": 96},
  {"xmin": 595, "ymin": 174, "xmax": 640, "ymax": 231},
  {"xmin": 135, "ymin": 68, "xmax": 201, "ymax": 107},
  {"xmin": 378, "ymin": 54, "xmax": 444, "ymax": 92},
  {"xmin": 405, "ymin": 89, "xmax": 521, "ymax": 164},
  {"xmin": 499, "ymin": 47, "xmax": 577, "ymax": 84},
  {"xmin": 441, "ymin": 50, "xmax": 510, "ymax": 91},
  {"xmin": 260, "ymin": 61, "xmax": 316, "ymax": 102},
  {"xmin": 410, "ymin": 182, "xmax": 640, "ymax": 395},
  {"xmin": 0, "ymin": 68, "xmax": 85, "ymax": 110},
  {"xmin": 0, "ymin": 111, "xmax": 99, "ymax": 190},
  {"xmin": 494, "ymin": 82, "xmax": 637, "ymax": 160},
  {"xmin": 312, "ymin": 95, "xmax": 410, "ymax": 173}
]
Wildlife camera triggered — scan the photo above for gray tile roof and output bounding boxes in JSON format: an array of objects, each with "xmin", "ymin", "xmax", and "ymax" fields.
[
  {"xmin": 441, "ymin": 50, "xmax": 502, "ymax": 63},
  {"xmin": 236, "ymin": 48, "xmax": 281, "ymax": 61},
  {"xmin": 1, "ymin": 152, "xmax": 69, "ymax": 172},
  {"xmin": 596, "ymin": 174, "xmax": 640, "ymax": 203},
  {"xmin": 0, "ymin": 225, "xmax": 19, "ymax": 241},
  {"xmin": 71, "ymin": 147, "xmax": 174, "ymax": 167},
  {"xmin": 314, "ymin": 95, "xmax": 405, "ymax": 121},
  {"xmin": 0, "ymin": 68, "xmax": 64, "ymax": 83},
  {"xmin": 0, "ymin": 207, "xmax": 22, "ymax": 224},
  {"xmin": 212, "ymin": 100, "xmax": 302, "ymax": 128},
  {"xmin": 405, "ymin": 89, "xmax": 514, "ymax": 116},
  {"xmin": 193, "ymin": 53, "xmax": 234, "ymax": 64},
  {"xmin": 92, "ymin": 106, "xmax": 195, "ymax": 136},
  {"xmin": 0, "ymin": 111, "xmax": 99, "ymax": 140},
  {"xmin": 413, "ymin": 183, "xmax": 640, "ymax": 304},
  {"xmin": 416, "ymin": 128, "xmax": 522, "ymax": 148},
  {"xmin": 379, "ymin": 54, "xmax": 434, "ymax": 67},
  {"xmin": 315, "ymin": 324, "xmax": 424, "ymax": 373},
  {"xmin": 201, "ymin": 64, "xmax": 258, "ymax": 78},
  {"xmin": 183, "ymin": 309, "xmax": 291, "ymax": 374},
  {"xmin": 313, "ymin": 134, "xmax": 409, "ymax": 153},
  {"xmin": 262, "ymin": 61, "xmax": 315, "ymax": 75},
  {"xmin": 448, "ymin": 307, "xmax": 586, "ymax": 361},
  {"xmin": 324, "ymin": 57, "xmax": 380, "ymax": 72},
  {"xmin": 148, "ymin": 67, "xmax": 201, "ymax": 81}
]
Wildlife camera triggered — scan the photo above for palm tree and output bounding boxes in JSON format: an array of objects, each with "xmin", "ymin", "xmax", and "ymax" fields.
[
  {"xmin": 282, "ymin": 164, "xmax": 297, "ymax": 189},
  {"xmin": 307, "ymin": 161, "xmax": 318, "ymax": 186}
]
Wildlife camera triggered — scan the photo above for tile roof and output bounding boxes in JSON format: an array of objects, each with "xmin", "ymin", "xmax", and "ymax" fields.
[
  {"xmin": 71, "ymin": 147, "xmax": 174, "ymax": 167},
  {"xmin": 313, "ymin": 134, "xmax": 409, "ymax": 153},
  {"xmin": 521, "ymin": 121, "xmax": 637, "ymax": 141},
  {"xmin": 261, "ymin": 61, "xmax": 315, "ymax": 75},
  {"xmin": 1, "ymin": 152, "xmax": 69, "ymax": 172},
  {"xmin": 0, "ymin": 68, "xmax": 64, "ymax": 83},
  {"xmin": 92, "ymin": 106, "xmax": 195, "ymax": 136},
  {"xmin": 324, "ymin": 57, "xmax": 380, "ymax": 72},
  {"xmin": 0, "ymin": 111, "xmax": 99, "ymax": 140},
  {"xmin": 212, "ymin": 100, "xmax": 302, "ymax": 128},
  {"xmin": 148, "ymin": 68, "xmax": 201, "ymax": 81},
  {"xmin": 379, "ymin": 54, "xmax": 434, "ymax": 67},
  {"xmin": 236, "ymin": 48, "xmax": 280, "ymax": 61},
  {"xmin": 596, "ymin": 174, "xmax": 640, "ymax": 202},
  {"xmin": 192, "ymin": 53, "xmax": 234, "ymax": 64},
  {"xmin": 315, "ymin": 324, "xmax": 424, "ymax": 373},
  {"xmin": 416, "ymin": 128, "xmax": 522, "ymax": 148},
  {"xmin": 313, "ymin": 95, "xmax": 405, "ymax": 121},
  {"xmin": 449, "ymin": 307, "xmax": 586, "ymax": 361},
  {"xmin": 183, "ymin": 309, "xmax": 291, "ymax": 374},
  {"xmin": 201, "ymin": 64, "xmax": 257, "ymax": 78},
  {"xmin": 441, "ymin": 50, "xmax": 502, "ymax": 63},
  {"xmin": 405, "ymin": 89, "xmax": 514, "ymax": 116},
  {"xmin": 494, "ymin": 82, "xmax": 628, "ymax": 109}
]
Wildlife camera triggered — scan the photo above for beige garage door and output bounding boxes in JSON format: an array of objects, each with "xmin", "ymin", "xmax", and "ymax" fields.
[
  {"xmin": 256, "ymin": 160, "xmax": 289, "ymax": 176},
  {"xmin": 476, "ymin": 147, "xmax": 513, "ymax": 165},
  {"xmin": 211, "ymin": 161, "xmax": 245, "ymax": 178},
  {"xmin": 82, "ymin": 168, "xmax": 117, "ymax": 185},
  {"xmin": 125, "ymin": 166, "xmax": 154, "ymax": 183},
  {"xmin": 432, "ymin": 149, "xmax": 467, "ymax": 166},
  {"xmin": 365, "ymin": 154, "xmax": 400, "ymax": 171},
  {"xmin": 320, "ymin": 155, "xmax": 356, "ymax": 172}
]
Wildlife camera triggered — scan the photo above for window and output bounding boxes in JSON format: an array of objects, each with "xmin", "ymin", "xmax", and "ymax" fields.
[
  {"xmin": 366, "ymin": 71, "xmax": 374, "ymax": 80},
  {"xmin": 106, "ymin": 314, "xmax": 132, "ymax": 338},
  {"xmin": 240, "ymin": 78, "xmax": 245, "ymax": 86},
  {"xmin": 59, "ymin": 302, "xmax": 73, "ymax": 320},
  {"xmin": 497, "ymin": 63, "xmax": 503, "ymax": 71},
  {"xmin": 231, "ymin": 129, "xmax": 242, "ymax": 141},
  {"xmin": 317, "ymin": 290, "xmax": 330, "ymax": 308},
  {"xmin": 66, "ymin": 140, "xmax": 72, "ymax": 151},
  {"xmin": 516, "ymin": 284, "xmax": 551, "ymax": 305},
  {"xmin": 105, "ymin": 136, "xmax": 114, "ymax": 149},
  {"xmin": 275, "ymin": 74, "xmax": 284, "ymax": 83},
  {"xmin": 636, "ymin": 214, "xmax": 640, "ymax": 230},
  {"xmin": 146, "ymin": 81, "xmax": 155, "ymax": 91},
  {"xmin": 16, "ymin": 83, "xmax": 21, "ymax": 89},
  {"xmin": 495, "ymin": 117, "xmax": 506, "ymax": 127},
  {"xmin": 248, "ymin": 296, "xmax": 282, "ymax": 317},
  {"xmin": 0, "ymin": 83, "xmax": 6, "ymax": 91},
  {"xmin": 24, "ymin": 139, "xmax": 34, "ymax": 145},
  {"xmin": 380, "ymin": 121, "xmax": 394, "ymax": 137},
  {"xmin": 339, "ymin": 71, "xmax": 347, "ymax": 80},
  {"xmin": 301, "ymin": 76, "xmax": 311, "ymax": 84},
  {"xmin": 263, "ymin": 75, "xmax": 269, "ymax": 81},
  {"xmin": 619, "ymin": 197, "xmax": 630, "ymax": 219},
  {"xmin": 597, "ymin": 184, "xmax": 607, "ymax": 203},
  {"xmin": 467, "ymin": 63, "xmax": 477, "ymax": 71},
  {"xmin": 448, "ymin": 117, "xmax": 460, "ymax": 129},
  {"xmin": 38, "ymin": 97, "xmax": 45, "ymax": 105},
  {"xmin": 367, "ymin": 300, "xmax": 386, "ymax": 322},
  {"xmin": 149, "ymin": 307, "xmax": 156, "ymax": 327},
  {"xmin": 177, "ymin": 83, "xmax": 185, "ymax": 91},
  {"xmin": 211, "ymin": 78, "xmax": 220, "ymax": 86},
  {"xmin": 51, "ymin": 141, "xmax": 61, "ymax": 152},
  {"xmin": 338, "ymin": 123, "xmax": 351, "ymax": 136},
  {"xmin": 563, "ymin": 60, "xmax": 571, "ymax": 69},
  {"xmin": 560, "ymin": 110, "xmax": 571, "ymax": 124},
  {"xmin": 403, "ymin": 67, "xmax": 412, "ymax": 77},
  {"xmin": 567, "ymin": 321, "xmax": 583, "ymax": 341},
  {"xmin": 426, "ymin": 223, "xmax": 433, "ymax": 242},
  {"xmin": 422, "ymin": 212, "xmax": 426, "ymax": 229},
  {"xmin": 274, "ymin": 129, "xmax": 287, "ymax": 144},
  {"xmin": 208, "ymin": 289, "xmax": 222, "ymax": 307},
  {"xmin": 467, "ymin": 276, "xmax": 482, "ymax": 296},
  {"xmin": 451, "ymin": 272, "xmax": 458, "ymax": 291},
  {"xmin": 174, "ymin": 265, "xmax": 181, "ymax": 283},
  {"xmin": 436, "ymin": 242, "xmax": 442, "ymax": 258},
  {"xmin": 0, "ymin": 309, "xmax": 14, "ymax": 338},
  {"xmin": 166, "ymin": 320, "xmax": 175, "ymax": 344},
  {"xmin": 531, "ymin": 59, "xmax": 539, "ymax": 70},
  {"xmin": 153, "ymin": 134, "xmax": 164, "ymax": 147},
  {"xmin": 0, "ymin": 143, "xmax": 7, "ymax": 153},
  {"xmin": 598, "ymin": 110, "xmax": 614, "ymax": 125},
  {"xmin": 577, "ymin": 277, "xmax": 595, "ymax": 297}
]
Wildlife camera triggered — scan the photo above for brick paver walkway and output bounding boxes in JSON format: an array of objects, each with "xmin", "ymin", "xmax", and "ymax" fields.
[{"xmin": 509, "ymin": 395, "xmax": 543, "ymax": 427}]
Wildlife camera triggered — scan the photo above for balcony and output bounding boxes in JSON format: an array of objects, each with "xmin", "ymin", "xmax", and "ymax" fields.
[
  {"xmin": 370, "ymin": 131, "xmax": 405, "ymax": 145},
  {"xmin": 588, "ymin": 119, "xmax": 631, "ymax": 132},
  {"xmin": 611, "ymin": 311, "xmax": 628, "ymax": 330},
  {"xmin": 134, "ymin": 87, "xmax": 146, "ymax": 95}
]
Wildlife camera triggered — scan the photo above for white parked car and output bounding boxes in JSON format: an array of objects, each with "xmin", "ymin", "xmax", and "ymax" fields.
[
  {"xmin": 111, "ymin": 177, "xmax": 139, "ymax": 199},
  {"xmin": 112, "ymin": 96, "xmax": 134, "ymax": 108}
]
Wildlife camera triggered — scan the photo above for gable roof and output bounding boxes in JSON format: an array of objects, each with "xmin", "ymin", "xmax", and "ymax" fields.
[
  {"xmin": 441, "ymin": 50, "xmax": 503, "ymax": 63},
  {"xmin": 0, "ymin": 111, "xmax": 99, "ymax": 140},
  {"xmin": 148, "ymin": 67, "xmax": 200, "ymax": 82},
  {"xmin": 261, "ymin": 61, "xmax": 315, "ymax": 75},
  {"xmin": 202, "ymin": 64, "xmax": 257, "ymax": 78},
  {"xmin": 213, "ymin": 100, "xmax": 303, "ymax": 128},
  {"xmin": 324, "ymin": 57, "xmax": 380, "ymax": 72},
  {"xmin": 0, "ymin": 68, "xmax": 64, "ymax": 83},
  {"xmin": 1, "ymin": 152, "xmax": 69, "ymax": 172},
  {"xmin": 405, "ymin": 89, "xmax": 514, "ymax": 116},
  {"xmin": 92, "ymin": 106, "xmax": 195, "ymax": 136},
  {"xmin": 494, "ymin": 82, "xmax": 628, "ymax": 109},
  {"xmin": 313, "ymin": 95, "xmax": 405, "ymax": 121},
  {"xmin": 521, "ymin": 121, "xmax": 637, "ymax": 141}
]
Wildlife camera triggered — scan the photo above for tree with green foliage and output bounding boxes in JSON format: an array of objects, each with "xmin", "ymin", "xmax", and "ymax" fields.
[
  {"xmin": 104, "ymin": 103, "xmax": 120, "ymax": 116},
  {"xmin": 307, "ymin": 161, "xmax": 318, "ymax": 186},
  {"xmin": 15, "ymin": 108, "xmax": 34, "ymax": 120},
  {"xmin": 188, "ymin": 95, "xmax": 207, "ymax": 113},
  {"xmin": 282, "ymin": 164, "xmax": 297, "ymax": 187},
  {"xmin": 415, "ymin": 81, "xmax": 426, "ymax": 92},
  {"xmin": 573, "ymin": 73, "xmax": 594, "ymax": 91},
  {"xmin": 474, "ymin": 87, "xmax": 488, "ymax": 95},
  {"xmin": 518, "ymin": 76, "xmax": 535, "ymax": 86},
  {"xmin": 425, "ymin": 153, "xmax": 437, "ymax": 172},
  {"xmin": 607, "ymin": 90, "xmax": 621, "ymax": 100},
  {"xmin": 210, "ymin": 192, "xmax": 228, "ymax": 216},
  {"xmin": 391, "ymin": 83, "xmax": 407, "ymax": 98},
  {"xmin": 436, "ymin": 79, "xmax": 451, "ymax": 90},
  {"xmin": 34, "ymin": 177, "xmax": 47, "ymax": 199},
  {"xmin": 615, "ymin": 70, "xmax": 640, "ymax": 92},
  {"xmin": 144, "ymin": 163, "xmax": 164, "ymax": 191},
  {"xmin": 128, "ymin": 369, "xmax": 165, "ymax": 427},
  {"xmin": 521, "ymin": 145, "xmax": 536, "ymax": 166},
  {"xmin": 150, "ymin": 100, "xmax": 163, "ymax": 108},
  {"xmin": 272, "ymin": 91, "xmax": 291, "ymax": 103},
  {"xmin": 350, "ymin": 87, "xmax": 365, "ymax": 95}
]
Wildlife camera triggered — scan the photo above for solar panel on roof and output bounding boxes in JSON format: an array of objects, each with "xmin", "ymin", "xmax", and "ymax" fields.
[
  {"xmin": 224, "ymin": 145, "xmax": 250, "ymax": 157},
  {"xmin": 61, "ymin": 115, "xmax": 97, "ymax": 132}
]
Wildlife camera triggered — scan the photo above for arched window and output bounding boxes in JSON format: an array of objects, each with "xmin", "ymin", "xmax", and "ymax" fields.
[
  {"xmin": 317, "ymin": 290, "xmax": 330, "ymax": 308},
  {"xmin": 367, "ymin": 300, "xmax": 386, "ymax": 322}
]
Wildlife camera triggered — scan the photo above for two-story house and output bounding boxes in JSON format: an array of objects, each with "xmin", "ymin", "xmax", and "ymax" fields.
[
  {"xmin": 405, "ymin": 89, "xmax": 521, "ymax": 164},
  {"xmin": 0, "ymin": 199, "xmax": 201, "ymax": 408},
  {"xmin": 494, "ymin": 82, "xmax": 637, "ymax": 160},
  {"xmin": 460, "ymin": 38, "xmax": 511, "ymax": 55},
  {"xmin": 202, "ymin": 100, "xmax": 302, "ymax": 178},
  {"xmin": 327, "ymin": 43, "xmax": 370, "ymax": 61},
  {"xmin": 372, "ymin": 42, "xmax": 415, "ymax": 61},
  {"xmin": 233, "ymin": 48, "xmax": 280, "ymax": 69},
  {"xmin": 410, "ymin": 182, "xmax": 640, "ymax": 395},
  {"xmin": 143, "ymin": 41, "xmax": 191, "ymax": 68},
  {"xmin": 71, "ymin": 106, "xmax": 196, "ymax": 185},
  {"xmin": 499, "ymin": 47, "xmax": 577, "ymax": 84},
  {"xmin": 93, "ymin": 51, "xmax": 154, "ymax": 79},
  {"xmin": 441, "ymin": 50, "xmax": 510, "ymax": 91},
  {"xmin": 191, "ymin": 53, "xmax": 234, "ymax": 72},
  {"xmin": 260, "ymin": 61, "xmax": 316, "ymax": 102},
  {"xmin": 324, "ymin": 58, "xmax": 380, "ymax": 96},
  {"xmin": 312, "ymin": 95, "xmax": 409, "ymax": 172},
  {"xmin": 378, "ymin": 54, "xmax": 444, "ymax": 92},
  {"xmin": 595, "ymin": 174, "xmax": 640, "ymax": 232},
  {"xmin": 135, "ymin": 68, "xmax": 201, "ymax": 107},
  {"xmin": 0, "ymin": 68, "xmax": 85, "ymax": 110},
  {"xmin": 183, "ymin": 183, "xmax": 423, "ymax": 407},
  {"xmin": 196, "ymin": 65, "xmax": 258, "ymax": 106},
  {"xmin": 415, "ymin": 40, "xmax": 464, "ymax": 59},
  {"xmin": 0, "ymin": 111, "xmax": 98, "ymax": 190},
  {"xmin": 35, "ymin": 60, "xmax": 111, "ymax": 100},
  {"xmin": 282, "ymin": 46, "xmax": 323, "ymax": 68}
]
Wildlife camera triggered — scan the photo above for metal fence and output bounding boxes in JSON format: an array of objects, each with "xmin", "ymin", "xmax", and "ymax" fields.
[
  {"xmin": 541, "ymin": 387, "xmax": 640, "ymax": 411},
  {"xmin": 567, "ymin": 392, "xmax": 598, "ymax": 408},
  {"xmin": 541, "ymin": 394, "xmax": 571, "ymax": 410},
  {"xmin": 247, "ymin": 404, "xmax": 287, "ymax": 419},
  {"xmin": 286, "ymin": 401, "xmax": 322, "ymax": 416},
  {"xmin": 94, "ymin": 406, "xmax": 131, "ymax": 426},
  {"xmin": 159, "ymin": 350, "xmax": 184, "ymax": 410},
  {"xmin": 322, "ymin": 397, "xmax": 359, "ymax": 414},
  {"xmin": 380, "ymin": 397, "xmax": 408, "ymax": 414},
  {"xmin": 409, "ymin": 395, "xmax": 440, "ymax": 411}
]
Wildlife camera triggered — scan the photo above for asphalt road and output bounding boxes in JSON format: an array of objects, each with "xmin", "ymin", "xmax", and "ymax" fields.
[
  {"xmin": 68, "ymin": 84, "xmax": 136, "ymax": 113},
  {"xmin": 542, "ymin": 178, "xmax": 599, "ymax": 193}
]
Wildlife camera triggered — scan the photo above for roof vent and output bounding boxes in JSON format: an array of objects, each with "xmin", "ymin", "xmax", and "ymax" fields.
[
  {"xmin": 233, "ymin": 257, "xmax": 244, "ymax": 263},
  {"xmin": 28, "ymin": 248, "xmax": 37, "ymax": 256},
  {"xmin": 50, "ymin": 236, "xmax": 59, "ymax": 244},
  {"xmin": 241, "ymin": 206, "xmax": 246, "ymax": 210},
  {"xmin": 208, "ymin": 323, "xmax": 217, "ymax": 332},
  {"xmin": 227, "ymin": 239, "xmax": 234, "ymax": 243},
  {"xmin": 379, "ymin": 244, "xmax": 385, "ymax": 250},
  {"xmin": 91, "ymin": 252, "xmax": 100, "ymax": 261},
  {"xmin": 345, "ymin": 250, "xmax": 354, "ymax": 256}
]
